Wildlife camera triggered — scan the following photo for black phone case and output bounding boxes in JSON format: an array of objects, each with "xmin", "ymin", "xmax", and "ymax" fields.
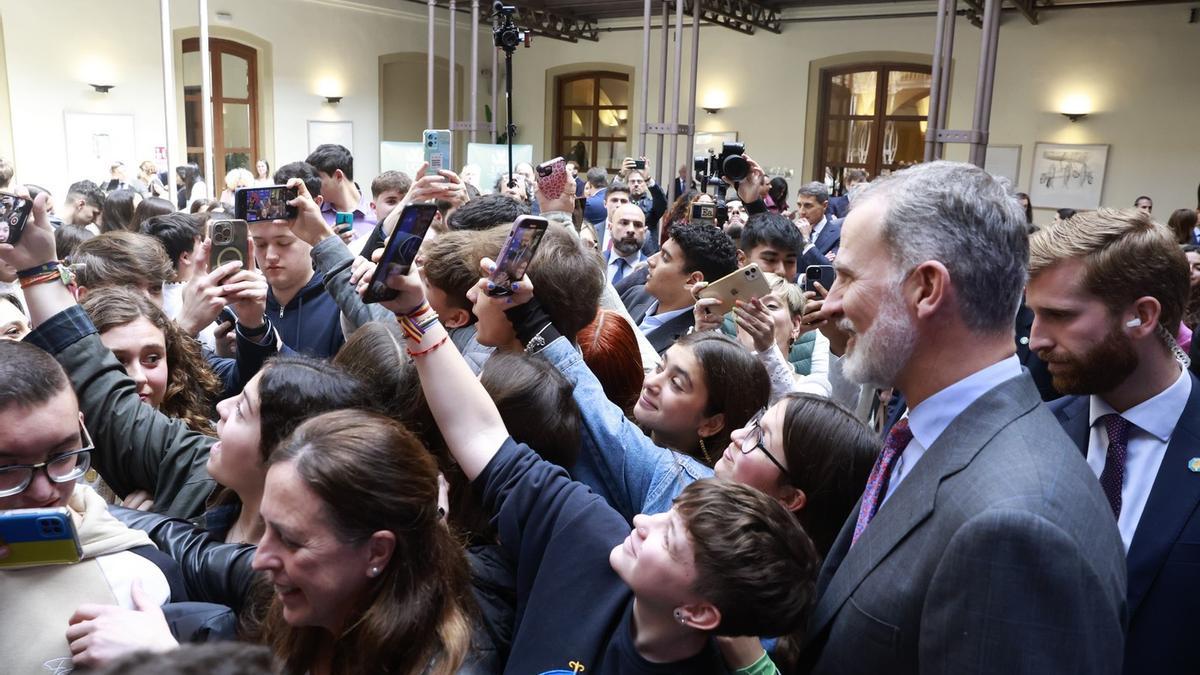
[{"xmin": 235, "ymin": 186, "xmax": 298, "ymax": 223}]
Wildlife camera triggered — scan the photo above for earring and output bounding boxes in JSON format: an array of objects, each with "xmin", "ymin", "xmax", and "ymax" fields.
[
  {"xmin": 698, "ymin": 437, "xmax": 712, "ymax": 465},
  {"xmin": 369, "ymin": 566, "xmax": 380, "ymax": 577},
  {"xmin": 674, "ymin": 609, "xmax": 686, "ymax": 624}
]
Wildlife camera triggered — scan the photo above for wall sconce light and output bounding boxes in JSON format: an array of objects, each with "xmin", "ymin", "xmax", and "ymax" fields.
[
  {"xmin": 1060, "ymin": 112, "xmax": 1088, "ymax": 123},
  {"xmin": 1058, "ymin": 93, "xmax": 1092, "ymax": 123},
  {"xmin": 700, "ymin": 90, "xmax": 730, "ymax": 117},
  {"xmin": 89, "ymin": 83, "xmax": 114, "ymax": 94},
  {"xmin": 702, "ymin": 106, "xmax": 722, "ymax": 115},
  {"xmin": 325, "ymin": 96, "xmax": 343, "ymax": 104}
]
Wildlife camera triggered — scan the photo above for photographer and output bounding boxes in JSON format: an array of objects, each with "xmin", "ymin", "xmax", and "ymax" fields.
[{"xmin": 617, "ymin": 156, "xmax": 667, "ymax": 256}]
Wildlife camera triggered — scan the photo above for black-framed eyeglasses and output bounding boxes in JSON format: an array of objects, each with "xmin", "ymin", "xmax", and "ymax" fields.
[
  {"xmin": 0, "ymin": 423, "xmax": 94, "ymax": 498},
  {"xmin": 740, "ymin": 408, "xmax": 791, "ymax": 478}
]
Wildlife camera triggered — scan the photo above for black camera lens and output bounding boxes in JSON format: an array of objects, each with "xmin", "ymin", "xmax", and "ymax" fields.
[{"xmin": 722, "ymin": 155, "xmax": 749, "ymax": 182}]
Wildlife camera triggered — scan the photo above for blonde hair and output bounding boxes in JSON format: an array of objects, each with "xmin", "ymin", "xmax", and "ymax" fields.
[
  {"xmin": 1030, "ymin": 207, "xmax": 1189, "ymax": 334},
  {"xmin": 224, "ymin": 167, "xmax": 254, "ymax": 192},
  {"xmin": 763, "ymin": 272, "xmax": 805, "ymax": 318}
]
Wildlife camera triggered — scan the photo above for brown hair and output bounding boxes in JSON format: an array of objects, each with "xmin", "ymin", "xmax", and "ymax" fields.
[
  {"xmin": 480, "ymin": 351, "xmax": 581, "ymax": 469},
  {"xmin": 71, "ymin": 231, "xmax": 175, "ymax": 288},
  {"xmin": 264, "ymin": 410, "xmax": 475, "ymax": 675},
  {"xmin": 1167, "ymin": 208, "xmax": 1198, "ymax": 245},
  {"xmin": 420, "ymin": 227, "xmax": 507, "ymax": 315},
  {"xmin": 81, "ymin": 286, "xmax": 221, "ymax": 434},
  {"xmin": 673, "ymin": 479, "xmax": 819, "ymax": 637},
  {"xmin": 577, "ymin": 310, "xmax": 643, "ymax": 415},
  {"xmin": 370, "ymin": 170, "xmax": 413, "ymax": 199},
  {"xmin": 1030, "ymin": 207, "xmax": 1190, "ymax": 337},
  {"xmin": 676, "ymin": 331, "xmax": 770, "ymax": 463},
  {"xmin": 528, "ymin": 224, "xmax": 604, "ymax": 339}
]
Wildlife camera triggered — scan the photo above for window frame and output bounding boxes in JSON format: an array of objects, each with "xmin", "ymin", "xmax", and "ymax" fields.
[
  {"xmin": 553, "ymin": 71, "xmax": 631, "ymax": 175},
  {"xmin": 182, "ymin": 37, "xmax": 259, "ymax": 185}
]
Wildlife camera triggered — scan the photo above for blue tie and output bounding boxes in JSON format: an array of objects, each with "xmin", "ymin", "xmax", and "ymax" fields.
[{"xmin": 613, "ymin": 257, "xmax": 627, "ymax": 284}]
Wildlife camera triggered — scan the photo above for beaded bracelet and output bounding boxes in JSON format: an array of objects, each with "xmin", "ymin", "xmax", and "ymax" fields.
[{"xmin": 408, "ymin": 334, "xmax": 449, "ymax": 357}]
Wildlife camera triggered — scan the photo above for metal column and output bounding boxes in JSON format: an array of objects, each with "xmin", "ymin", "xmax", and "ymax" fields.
[
  {"xmin": 683, "ymin": 0, "xmax": 700, "ymax": 188},
  {"xmin": 666, "ymin": 0, "xmax": 684, "ymax": 189},
  {"xmin": 198, "ymin": 0, "xmax": 214, "ymax": 197},
  {"xmin": 968, "ymin": 0, "xmax": 1001, "ymax": 167},
  {"xmin": 491, "ymin": 44, "xmax": 498, "ymax": 143},
  {"xmin": 159, "ymin": 0, "xmax": 180, "ymax": 189},
  {"xmin": 924, "ymin": 0, "xmax": 949, "ymax": 162},
  {"xmin": 638, "ymin": 0, "xmax": 652, "ymax": 157},
  {"xmin": 427, "ymin": 0, "xmax": 437, "ymax": 129},
  {"xmin": 934, "ymin": 0, "xmax": 956, "ymax": 158},
  {"xmin": 471, "ymin": 0, "xmax": 480, "ymax": 143},
  {"xmin": 655, "ymin": 0, "xmax": 669, "ymax": 183},
  {"xmin": 449, "ymin": 0, "xmax": 457, "ymax": 155}
]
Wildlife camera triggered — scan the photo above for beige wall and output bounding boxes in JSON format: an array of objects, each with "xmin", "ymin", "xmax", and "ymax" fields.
[{"xmin": 509, "ymin": 4, "xmax": 1200, "ymax": 222}]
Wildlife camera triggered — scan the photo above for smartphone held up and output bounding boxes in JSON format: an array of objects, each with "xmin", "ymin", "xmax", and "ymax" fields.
[
  {"xmin": 488, "ymin": 215, "xmax": 550, "ymax": 296},
  {"xmin": 362, "ymin": 203, "xmax": 440, "ymax": 304}
]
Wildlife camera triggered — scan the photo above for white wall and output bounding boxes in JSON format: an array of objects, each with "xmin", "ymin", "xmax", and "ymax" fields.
[{"xmin": 508, "ymin": 4, "xmax": 1200, "ymax": 220}]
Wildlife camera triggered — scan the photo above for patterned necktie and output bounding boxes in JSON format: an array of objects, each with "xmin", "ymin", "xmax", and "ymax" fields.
[
  {"xmin": 612, "ymin": 256, "xmax": 627, "ymax": 284},
  {"xmin": 1099, "ymin": 414, "xmax": 1131, "ymax": 518},
  {"xmin": 852, "ymin": 418, "xmax": 914, "ymax": 546}
]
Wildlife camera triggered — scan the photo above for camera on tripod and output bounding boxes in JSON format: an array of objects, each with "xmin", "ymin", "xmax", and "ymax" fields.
[
  {"xmin": 694, "ymin": 141, "xmax": 749, "ymax": 184},
  {"xmin": 492, "ymin": 2, "xmax": 529, "ymax": 51}
]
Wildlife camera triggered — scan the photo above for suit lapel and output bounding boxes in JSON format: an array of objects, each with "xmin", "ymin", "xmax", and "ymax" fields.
[
  {"xmin": 806, "ymin": 375, "xmax": 1043, "ymax": 639},
  {"xmin": 1125, "ymin": 373, "xmax": 1200, "ymax": 616},
  {"xmin": 1051, "ymin": 395, "xmax": 1090, "ymax": 455},
  {"xmin": 814, "ymin": 219, "xmax": 840, "ymax": 255},
  {"xmin": 647, "ymin": 312, "xmax": 694, "ymax": 354}
]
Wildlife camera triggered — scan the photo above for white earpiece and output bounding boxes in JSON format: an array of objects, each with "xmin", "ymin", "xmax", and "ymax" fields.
[{"xmin": 1126, "ymin": 317, "xmax": 1143, "ymax": 328}]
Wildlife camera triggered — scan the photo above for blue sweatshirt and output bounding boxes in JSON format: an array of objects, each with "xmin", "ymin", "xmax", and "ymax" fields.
[
  {"xmin": 474, "ymin": 438, "xmax": 725, "ymax": 674},
  {"xmin": 265, "ymin": 272, "xmax": 344, "ymax": 358}
]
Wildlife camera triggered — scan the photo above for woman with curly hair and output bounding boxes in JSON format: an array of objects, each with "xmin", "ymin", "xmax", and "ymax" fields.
[
  {"xmin": 658, "ymin": 188, "xmax": 701, "ymax": 246},
  {"xmin": 81, "ymin": 286, "xmax": 221, "ymax": 434}
]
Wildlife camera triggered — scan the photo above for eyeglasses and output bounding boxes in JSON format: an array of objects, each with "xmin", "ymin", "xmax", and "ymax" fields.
[
  {"xmin": 0, "ymin": 423, "xmax": 94, "ymax": 498},
  {"xmin": 740, "ymin": 408, "xmax": 791, "ymax": 478}
]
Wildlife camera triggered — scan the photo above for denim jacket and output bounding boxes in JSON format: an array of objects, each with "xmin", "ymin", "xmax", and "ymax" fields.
[{"xmin": 539, "ymin": 336, "xmax": 712, "ymax": 522}]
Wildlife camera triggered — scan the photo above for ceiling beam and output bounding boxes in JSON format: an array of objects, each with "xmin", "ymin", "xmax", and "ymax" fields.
[
  {"xmin": 1011, "ymin": 0, "xmax": 1039, "ymax": 24},
  {"xmin": 677, "ymin": 0, "xmax": 782, "ymax": 34},
  {"xmin": 513, "ymin": 5, "xmax": 601, "ymax": 40}
]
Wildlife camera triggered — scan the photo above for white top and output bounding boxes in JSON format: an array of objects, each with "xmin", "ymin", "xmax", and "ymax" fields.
[
  {"xmin": 881, "ymin": 355, "xmax": 1023, "ymax": 505},
  {"xmin": 638, "ymin": 301, "xmax": 691, "ymax": 336},
  {"xmin": 1087, "ymin": 365, "xmax": 1191, "ymax": 552}
]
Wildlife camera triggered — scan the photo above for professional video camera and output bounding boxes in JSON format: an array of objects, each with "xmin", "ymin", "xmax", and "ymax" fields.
[
  {"xmin": 694, "ymin": 141, "xmax": 749, "ymax": 184},
  {"xmin": 492, "ymin": 2, "xmax": 528, "ymax": 52}
]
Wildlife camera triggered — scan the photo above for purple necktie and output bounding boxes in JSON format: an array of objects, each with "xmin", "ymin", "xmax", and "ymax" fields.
[
  {"xmin": 1099, "ymin": 414, "xmax": 1131, "ymax": 518},
  {"xmin": 852, "ymin": 418, "xmax": 914, "ymax": 546}
]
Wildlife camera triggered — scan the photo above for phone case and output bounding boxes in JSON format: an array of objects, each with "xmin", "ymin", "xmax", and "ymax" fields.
[
  {"xmin": 363, "ymin": 204, "xmax": 440, "ymax": 303},
  {"xmin": 535, "ymin": 158, "xmax": 569, "ymax": 199},
  {"xmin": 335, "ymin": 212, "xmax": 354, "ymax": 234},
  {"xmin": 804, "ymin": 265, "xmax": 836, "ymax": 294},
  {"xmin": 489, "ymin": 216, "xmax": 550, "ymax": 295},
  {"xmin": 0, "ymin": 508, "xmax": 82, "ymax": 569},
  {"xmin": 424, "ymin": 130, "xmax": 452, "ymax": 176},
  {"xmin": 209, "ymin": 219, "xmax": 250, "ymax": 271},
  {"xmin": 0, "ymin": 192, "xmax": 33, "ymax": 246},
  {"xmin": 698, "ymin": 264, "xmax": 772, "ymax": 316},
  {"xmin": 235, "ymin": 186, "xmax": 297, "ymax": 223}
]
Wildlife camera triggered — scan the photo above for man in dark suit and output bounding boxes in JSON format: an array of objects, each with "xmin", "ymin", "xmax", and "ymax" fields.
[
  {"xmin": 602, "ymin": 203, "xmax": 649, "ymax": 285},
  {"xmin": 825, "ymin": 168, "xmax": 868, "ymax": 220},
  {"xmin": 794, "ymin": 181, "xmax": 841, "ymax": 260},
  {"xmin": 619, "ymin": 221, "xmax": 737, "ymax": 355},
  {"xmin": 801, "ymin": 160, "xmax": 1126, "ymax": 673},
  {"xmin": 1027, "ymin": 207, "xmax": 1198, "ymax": 675}
]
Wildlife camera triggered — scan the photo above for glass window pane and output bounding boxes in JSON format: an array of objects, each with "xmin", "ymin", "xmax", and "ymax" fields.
[
  {"xmin": 563, "ymin": 140, "xmax": 589, "ymax": 169},
  {"xmin": 183, "ymin": 50, "xmax": 201, "ymax": 87},
  {"xmin": 223, "ymin": 103, "xmax": 251, "ymax": 148},
  {"xmin": 221, "ymin": 52, "xmax": 250, "ymax": 99},
  {"xmin": 828, "ymin": 70, "xmax": 877, "ymax": 116},
  {"xmin": 825, "ymin": 119, "xmax": 875, "ymax": 165},
  {"xmin": 597, "ymin": 109, "xmax": 628, "ymax": 138},
  {"xmin": 886, "ymin": 70, "xmax": 931, "ymax": 116},
  {"xmin": 185, "ymin": 99, "xmax": 202, "ymax": 147},
  {"xmin": 562, "ymin": 108, "xmax": 593, "ymax": 137},
  {"xmin": 597, "ymin": 78, "xmax": 629, "ymax": 107},
  {"xmin": 597, "ymin": 140, "xmax": 627, "ymax": 171},
  {"xmin": 225, "ymin": 152, "xmax": 250, "ymax": 173},
  {"xmin": 562, "ymin": 78, "xmax": 594, "ymax": 106},
  {"xmin": 186, "ymin": 152, "xmax": 205, "ymax": 181},
  {"xmin": 882, "ymin": 120, "xmax": 925, "ymax": 168}
]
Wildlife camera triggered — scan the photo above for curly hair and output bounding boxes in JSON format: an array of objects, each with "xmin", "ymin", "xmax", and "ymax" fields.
[{"xmin": 81, "ymin": 286, "xmax": 221, "ymax": 434}]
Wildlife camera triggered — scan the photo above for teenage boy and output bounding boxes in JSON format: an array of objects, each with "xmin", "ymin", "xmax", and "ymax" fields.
[
  {"xmin": 60, "ymin": 180, "xmax": 105, "ymax": 231},
  {"xmin": 420, "ymin": 227, "xmax": 507, "ymax": 371},
  {"xmin": 139, "ymin": 213, "xmax": 203, "ymax": 319},
  {"xmin": 377, "ymin": 264, "xmax": 820, "ymax": 674},
  {"xmin": 305, "ymin": 143, "xmax": 376, "ymax": 241}
]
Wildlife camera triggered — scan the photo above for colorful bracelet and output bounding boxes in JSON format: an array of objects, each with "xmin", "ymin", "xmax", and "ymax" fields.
[
  {"xmin": 18, "ymin": 262, "xmax": 75, "ymax": 290},
  {"xmin": 397, "ymin": 310, "xmax": 440, "ymax": 341},
  {"xmin": 16, "ymin": 261, "xmax": 61, "ymax": 279},
  {"xmin": 407, "ymin": 334, "xmax": 449, "ymax": 358}
]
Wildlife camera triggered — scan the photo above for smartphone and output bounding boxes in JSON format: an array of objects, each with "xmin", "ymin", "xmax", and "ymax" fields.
[
  {"xmin": 423, "ymin": 129, "xmax": 452, "ymax": 177},
  {"xmin": 362, "ymin": 203, "xmax": 440, "ymax": 304},
  {"xmin": 215, "ymin": 306, "xmax": 237, "ymax": 327},
  {"xmin": 634, "ymin": 159, "xmax": 646, "ymax": 170},
  {"xmin": 0, "ymin": 192, "xmax": 34, "ymax": 246},
  {"xmin": 334, "ymin": 211, "xmax": 354, "ymax": 236},
  {"xmin": 697, "ymin": 263, "xmax": 772, "ymax": 316},
  {"xmin": 208, "ymin": 219, "xmax": 250, "ymax": 271},
  {"xmin": 488, "ymin": 215, "xmax": 550, "ymax": 296},
  {"xmin": 234, "ymin": 185, "xmax": 298, "ymax": 223},
  {"xmin": 535, "ymin": 157, "xmax": 569, "ymax": 200},
  {"xmin": 804, "ymin": 264, "xmax": 836, "ymax": 294},
  {"xmin": 0, "ymin": 508, "xmax": 82, "ymax": 569}
]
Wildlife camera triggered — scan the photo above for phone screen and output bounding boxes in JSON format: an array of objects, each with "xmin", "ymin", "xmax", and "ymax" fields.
[
  {"xmin": 0, "ymin": 192, "xmax": 33, "ymax": 246},
  {"xmin": 362, "ymin": 204, "xmax": 439, "ymax": 304},
  {"xmin": 489, "ymin": 216, "xmax": 550, "ymax": 296},
  {"xmin": 236, "ymin": 186, "xmax": 297, "ymax": 223}
]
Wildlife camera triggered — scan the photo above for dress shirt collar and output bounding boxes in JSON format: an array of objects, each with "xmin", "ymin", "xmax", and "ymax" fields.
[
  {"xmin": 1088, "ymin": 364, "xmax": 1191, "ymax": 442},
  {"xmin": 638, "ymin": 301, "xmax": 692, "ymax": 334},
  {"xmin": 907, "ymin": 354, "xmax": 1023, "ymax": 451}
]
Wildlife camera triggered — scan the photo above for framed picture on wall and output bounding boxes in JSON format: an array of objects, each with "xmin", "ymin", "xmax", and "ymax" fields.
[
  {"xmin": 1028, "ymin": 142, "xmax": 1109, "ymax": 209},
  {"xmin": 984, "ymin": 144, "xmax": 1021, "ymax": 187}
]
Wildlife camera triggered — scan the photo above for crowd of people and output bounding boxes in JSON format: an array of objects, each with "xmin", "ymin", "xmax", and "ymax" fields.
[{"xmin": 1, "ymin": 141, "xmax": 1199, "ymax": 675}]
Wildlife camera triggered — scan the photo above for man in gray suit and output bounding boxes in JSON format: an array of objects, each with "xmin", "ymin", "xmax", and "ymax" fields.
[{"xmin": 801, "ymin": 161, "xmax": 1127, "ymax": 674}]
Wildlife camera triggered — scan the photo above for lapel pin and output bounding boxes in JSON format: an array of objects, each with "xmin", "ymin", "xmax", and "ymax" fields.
[{"xmin": 1188, "ymin": 458, "xmax": 1200, "ymax": 473}]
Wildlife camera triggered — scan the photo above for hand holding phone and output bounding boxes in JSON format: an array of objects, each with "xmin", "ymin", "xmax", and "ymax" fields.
[
  {"xmin": 0, "ymin": 192, "xmax": 34, "ymax": 246},
  {"xmin": 423, "ymin": 129, "xmax": 452, "ymax": 177},
  {"xmin": 535, "ymin": 158, "xmax": 569, "ymax": 200},
  {"xmin": 362, "ymin": 204, "xmax": 440, "ymax": 304},
  {"xmin": 235, "ymin": 186, "xmax": 298, "ymax": 222},
  {"xmin": 0, "ymin": 508, "xmax": 82, "ymax": 568},
  {"xmin": 804, "ymin": 265, "xmax": 836, "ymax": 294},
  {"xmin": 488, "ymin": 216, "xmax": 550, "ymax": 296},
  {"xmin": 208, "ymin": 219, "xmax": 250, "ymax": 273},
  {"xmin": 697, "ymin": 264, "xmax": 771, "ymax": 316}
]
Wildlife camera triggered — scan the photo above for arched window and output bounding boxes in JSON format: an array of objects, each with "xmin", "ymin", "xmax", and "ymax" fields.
[
  {"xmin": 815, "ymin": 63, "xmax": 931, "ymax": 193},
  {"xmin": 553, "ymin": 72, "xmax": 630, "ymax": 174},
  {"xmin": 182, "ymin": 38, "xmax": 259, "ymax": 183}
]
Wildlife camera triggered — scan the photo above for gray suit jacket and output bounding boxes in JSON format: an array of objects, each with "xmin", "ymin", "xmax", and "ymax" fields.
[{"xmin": 803, "ymin": 374, "xmax": 1127, "ymax": 674}]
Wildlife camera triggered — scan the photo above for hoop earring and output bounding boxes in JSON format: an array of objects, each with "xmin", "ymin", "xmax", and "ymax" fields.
[{"xmin": 698, "ymin": 437, "xmax": 712, "ymax": 465}]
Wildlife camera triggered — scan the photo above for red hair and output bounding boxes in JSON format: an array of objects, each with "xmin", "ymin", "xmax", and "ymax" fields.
[{"xmin": 577, "ymin": 310, "xmax": 644, "ymax": 415}]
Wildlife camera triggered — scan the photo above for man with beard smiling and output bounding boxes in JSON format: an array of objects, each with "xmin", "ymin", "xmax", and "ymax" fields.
[
  {"xmin": 801, "ymin": 160, "xmax": 1126, "ymax": 674},
  {"xmin": 1027, "ymin": 207, "xmax": 1199, "ymax": 675},
  {"xmin": 603, "ymin": 203, "xmax": 648, "ymax": 285}
]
